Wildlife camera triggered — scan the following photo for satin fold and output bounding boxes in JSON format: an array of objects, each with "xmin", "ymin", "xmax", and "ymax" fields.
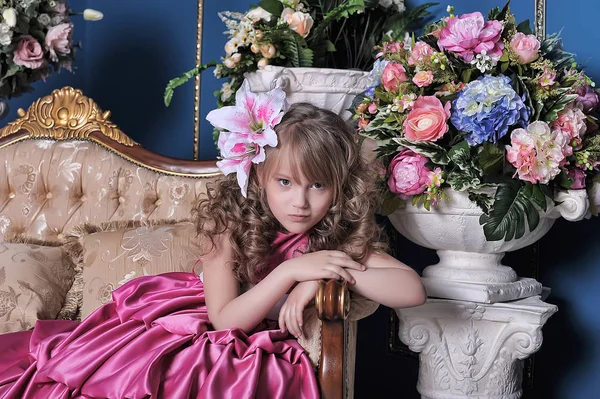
[{"xmin": 0, "ymin": 232, "xmax": 319, "ymax": 399}]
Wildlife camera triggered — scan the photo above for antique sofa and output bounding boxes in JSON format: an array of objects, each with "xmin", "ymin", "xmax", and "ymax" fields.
[{"xmin": 0, "ymin": 87, "xmax": 377, "ymax": 399}]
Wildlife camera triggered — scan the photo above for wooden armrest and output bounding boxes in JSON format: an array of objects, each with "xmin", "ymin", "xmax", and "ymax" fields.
[{"xmin": 315, "ymin": 279, "xmax": 349, "ymax": 399}]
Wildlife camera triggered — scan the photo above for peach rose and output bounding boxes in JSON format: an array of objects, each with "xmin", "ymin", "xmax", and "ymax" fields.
[
  {"xmin": 510, "ymin": 32, "xmax": 540, "ymax": 64},
  {"xmin": 412, "ymin": 70, "xmax": 434, "ymax": 87},
  {"xmin": 45, "ymin": 23, "xmax": 73, "ymax": 62},
  {"xmin": 13, "ymin": 36, "xmax": 46, "ymax": 69},
  {"xmin": 381, "ymin": 62, "xmax": 408, "ymax": 92},
  {"xmin": 403, "ymin": 96, "xmax": 451, "ymax": 142},
  {"xmin": 280, "ymin": 8, "xmax": 314, "ymax": 38}
]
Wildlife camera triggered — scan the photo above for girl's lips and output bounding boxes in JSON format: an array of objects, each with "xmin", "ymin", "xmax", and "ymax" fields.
[{"xmin": 288, "ymin": 214, "xmax": 309, "ymax": 221}]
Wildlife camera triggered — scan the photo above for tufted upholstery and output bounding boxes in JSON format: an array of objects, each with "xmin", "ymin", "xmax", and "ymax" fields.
[{"xmin": 0, "ymin": 140, "xmax": 215, "ymax": 242}]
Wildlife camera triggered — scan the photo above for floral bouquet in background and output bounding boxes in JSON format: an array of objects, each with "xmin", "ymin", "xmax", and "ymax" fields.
[
  {"xmin": 0, "ymin": 0, "xmax": 102, "ymax": 116},
  {"xmin": 354, "ymin": 2, "xmax": 600, "ymax": 241},
  {"xmin": 164, "ymin": 0, "xmax": 435, "ymax": 120}
]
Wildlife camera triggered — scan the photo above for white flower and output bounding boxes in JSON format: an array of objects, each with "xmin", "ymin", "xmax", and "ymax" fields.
[
  {"xmin": 379, "ymin": 0, "xmax": 393, "ymax": 7},
  {"xmin": 213, "ymin": 64, "xmax": 223, "ymax": 78},
  {"xmin": 2, "ymin": 8, "xmax": 16, "ymax": 28},
  {"xmin": 0, "ymin": 32, "xmax": 12, "ymax": 46},
  {"xmin": 257, "ymin": 58, "xmax": 269, "ymax": 69},
  {"xmin": 220, "ymin": 81, "xmax": 234, "ymax": 102},
  {"xmin": 38, "ymin": 13, "xmax": 51, "ymax": 26},
  {"xmin": 223, "ymin": 57, "xmax": 236, "ymax": 69},
  {"xmin": 0, "ymin": 23, "xmax": 9, "ymax": 34},
  {"xmin": 83, "ymin": 9, "xmax": 103, "ymax": 21},
  {"xmin": 52, "ymin": 16, "xmax": 64, "ymax": 25},
  {"xmin": 224, "ymin": 38, "xmax": 239, "ymax": 55},
  {"xmin": 246, "ymin": 6, "xmax": 271, "ymax": 22}
]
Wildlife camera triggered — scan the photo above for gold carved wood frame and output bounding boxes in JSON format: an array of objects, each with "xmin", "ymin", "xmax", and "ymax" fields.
[{"xmin": 193, "ymin": 0, "xmax": 204, "ymax": 160}]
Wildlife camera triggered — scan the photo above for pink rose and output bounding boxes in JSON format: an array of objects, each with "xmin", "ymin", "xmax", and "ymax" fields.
[
  {"xmin": 403, "ymin": 96, "xmax": 451, "ymax": 142},
  {"xmin": 381, "ymin": 62, "xmax": 408, "ymax": 92},
  {"xmin": 412, "ymin": 70, "xmax": 434, "ymax": 87},
  {"xmin": 566, "ymin": 168, "xmax": 586, "ymax": 189},
  {"xmin": 387, "ymin": 149, "xmax": 431, "ymax": 199},
  {"xmin": 13, "ymin": 36, "xmax": 46, "ymax": 69},
  {"xmin": 368, "ymin": 102, "xmax": 378, "ymax": 114},
  {"xmin": 438, "ymin": 12, "xmax": 504, "ymax": 62},
  {"xmin": 510, "ymin": 33, "xmax": 540, "ymax": 64},
  {"xmin": 45, "ymin": 23, "xmax": 73, "ymax": 62},
  {"xmin": 408, "ymin": 41, "xmax": 435, "ymax": 65}
]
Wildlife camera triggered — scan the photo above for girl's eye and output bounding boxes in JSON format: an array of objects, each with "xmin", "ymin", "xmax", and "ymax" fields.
[
  {"xmin": 279, "ymin": 179, "xmax": 291, "ymax": 187},
  {"xmin": 312, "ymin": 183, "xmax": 325, "ymax": 189}
]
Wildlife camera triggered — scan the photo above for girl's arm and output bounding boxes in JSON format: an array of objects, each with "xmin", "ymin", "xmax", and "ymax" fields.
[
  {"xmin": 203, "ymin": 232, "xmax": 366, "ymax": 332},
  {"xmin": 347, "ymin": 251, "xmax": 427, "ymax": 309},
  {"xmin": 202, "ymin": 232, "xmax": 295, "ymax": 333}
]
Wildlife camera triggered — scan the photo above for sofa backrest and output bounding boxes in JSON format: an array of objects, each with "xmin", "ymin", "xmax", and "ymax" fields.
[{"xmin": 0, "ymin": 87, "xmax": 221, "ymax": 242}]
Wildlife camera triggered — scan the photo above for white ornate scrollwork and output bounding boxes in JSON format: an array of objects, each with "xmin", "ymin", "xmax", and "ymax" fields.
[{"xmin": 396, "ymin": 297, "xmax": 557, "ymax": 399}]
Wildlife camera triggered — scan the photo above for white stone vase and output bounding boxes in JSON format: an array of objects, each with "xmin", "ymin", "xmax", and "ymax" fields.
[
  {"xmin": 388, "ymin": 188, "xmax": 589, "ymax": 303},
  {"xmin": 243, "ymin": 65, "xmax": 370, "ymax": 120}
]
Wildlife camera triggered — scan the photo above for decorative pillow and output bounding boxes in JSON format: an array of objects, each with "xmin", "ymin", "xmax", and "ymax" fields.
[
  {"xmin": 63, "ymin": 220, "xmax": 203, "ymax": 320},
  {"xmin": 0, "ymin": 240, "xmax": 76, "ymax": 333}
]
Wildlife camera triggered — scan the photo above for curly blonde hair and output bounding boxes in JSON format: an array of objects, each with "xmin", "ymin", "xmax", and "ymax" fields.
[{"xmin": 195, "ymin": 103, "xmax": 387, "ymax": 284}]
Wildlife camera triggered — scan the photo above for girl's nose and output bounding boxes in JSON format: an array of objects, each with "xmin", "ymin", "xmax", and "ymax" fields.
[{"xmin": 292, "ymin": 190, "xmax": 309, "ymax": 208}]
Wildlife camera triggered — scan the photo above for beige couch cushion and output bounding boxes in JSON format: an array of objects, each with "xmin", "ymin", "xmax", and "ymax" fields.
[
  {"xmin": 0, "ymin": 241, "xmax": 76, "ymax": 333},
  {"xmin": 64, "ymin": 221, "xmax": 203, "ymax": 320}
]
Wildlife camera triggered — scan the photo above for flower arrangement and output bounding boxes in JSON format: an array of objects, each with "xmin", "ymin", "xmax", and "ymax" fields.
[
  {"xmin": 164, "ymin": 0, "xmax": 435, "ymax": 117},
  {"xmin": 354, "ymin": 3, "xmax": 600, "ymax": 241},
  {"xmin": 0, "ymin": 1, "xmax": 102, "ymax": 108}
]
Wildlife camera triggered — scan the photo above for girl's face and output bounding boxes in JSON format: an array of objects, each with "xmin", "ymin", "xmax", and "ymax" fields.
[{"xmin": 262, "ymin": 155, "xmax": 333, "ymax": 234}]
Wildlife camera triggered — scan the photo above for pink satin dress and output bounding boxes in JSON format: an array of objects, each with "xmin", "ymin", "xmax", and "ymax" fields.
[{"xmin": 0, "ymin": 232, "xmax": 319, "ymax": 399}]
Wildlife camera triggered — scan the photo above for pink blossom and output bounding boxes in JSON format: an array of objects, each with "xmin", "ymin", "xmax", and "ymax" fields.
[
  {"xmin": 551, "ymin": 103, "xmax": 587, "ymax": 155},
  {"xmin": 403, "ymin": 96, "xmax": 451, "ymax": 142},
  {"xmin": 13, "ymin": 36, "xmax": 46, "ymax": 69},
  {"xmin": 368, "ymin": 102, "xmax": 378, "ymax": 114},
  {"xmin": 376, "ymin": 41, "xmax": 402, "ymax": 58},
  {"xmin": 408, "ymin": 41, "xmax": 435, "ymax": 65},
  {"xmin": 412, "ymin": 70, "xmax": 434, "ymax": 87},
  {"xmin": 538, "ymin": 67, "xmax": 556, "ymax": 87},
  {"xmin": 506, "ymin": 121, "xmax": 565, "ymax": 184},
  {"xmin": 381, "ymin": 62, "xmax": 408, "ymax": 92},
  {"xmin": 565, "ymin": 168, "xmax": 586, "ymax": 189},
  {"xmin": 438, "ymin": 12, "xmax": 504, "ymax": 62},
  {"xmin": 510, "ymin": 33, "xmax": 540, "ymax": 64},
  {"xmin": 45, "ymin": 23, "xmax": 73, "ymax": 62},
  {"xmin": 207, "ymin": 81, "xmax": 288, "ymax": 197},
  {"xmin": 387, "ymin": 149, "xmax": 431, "ymax": 199}
]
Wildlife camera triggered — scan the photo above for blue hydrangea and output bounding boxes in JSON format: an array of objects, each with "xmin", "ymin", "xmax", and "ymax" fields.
[
  {"xmin": 364, "ymin": 59, "xmax": 389, "ymax": 98},
  {"xmin": 451, "ymin": 75, "xmax": 530, "ymax": 145}
]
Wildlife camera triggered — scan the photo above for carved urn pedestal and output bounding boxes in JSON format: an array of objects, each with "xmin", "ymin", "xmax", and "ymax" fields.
[{"xmin": 391, "ymin": 188, "xmax": 589, "ymax": 398}]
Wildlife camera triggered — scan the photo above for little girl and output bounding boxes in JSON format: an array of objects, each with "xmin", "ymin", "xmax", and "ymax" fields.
[{"xmin": 0, "ymin": 83, "xmax": 425, "ymax": 399}]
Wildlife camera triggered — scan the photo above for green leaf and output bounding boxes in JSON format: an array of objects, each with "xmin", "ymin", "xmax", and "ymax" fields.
[
  {"xmin": 164, "ymin": 61, "xmax": 217, "ymax": 106},
  {"xmin": 521, "ymin": 182, "xmax": 547, "ymax": 211},
  {"xmin": 516, "ymin": 19, "xmax": 533, "ymax": 34},
  {"xmin": 325, "ymin": 40, "xmax": 336, "ymax": 52},
  {"xmin": 542, "ymin": 93, "xmax": 579, "ymax": 123},
  {"xmin": 381, "ymin": 195, "xmax": 404, "ymax": 216},
  {"xmin": 447, "ymin": 171, "xmax": 481, "ymax": 191},
  {"xmin": 258, "ymin": 0, "xmax": 283, "ymax": 16},
  {"xmin": 479, "ymin": 181, "xmax": 541, "ymax": 241},
  {"xmin": 392, "ymin": 137, "xmax": 450, "ymax": 165},
  {"xmin": 478, "ymin": 142, "xmax": 505, "ymax": 174},
  {"xmin": 468, "ymin": 192, "xmax": 494, "ymax": 214}
]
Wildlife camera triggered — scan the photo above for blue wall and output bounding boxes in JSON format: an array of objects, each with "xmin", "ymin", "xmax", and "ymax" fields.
[{"xmin": 1, "ymin": 0, "xmax": 598, "ymax": 397}]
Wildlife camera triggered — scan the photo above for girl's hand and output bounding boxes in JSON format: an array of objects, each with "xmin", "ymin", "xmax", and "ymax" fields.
[
  {"xmin": 279, "ymin": 281, "xmax": 320, "ymax": 339},
  {"xmin": 282, "ymin": 250, "xmax": 365, "ymax": 284}
]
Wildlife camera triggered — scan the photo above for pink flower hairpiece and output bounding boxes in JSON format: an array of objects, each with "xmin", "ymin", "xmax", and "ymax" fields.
[{"xmin": 206, "ymin": 80, "xmax": 288, "ymax": 197}]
